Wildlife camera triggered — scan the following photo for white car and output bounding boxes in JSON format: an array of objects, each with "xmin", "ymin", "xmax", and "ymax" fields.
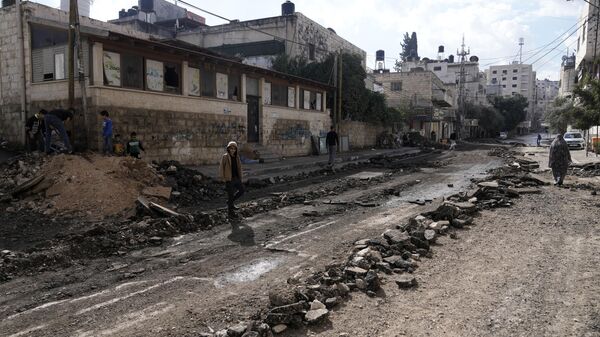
[
  {"xmin": 499, "ymin": 132, "xmax": 508, "ymax": 140},
  {"xmin": 564, "ymin": 132, "xmax": 585, "ymax": 150}
]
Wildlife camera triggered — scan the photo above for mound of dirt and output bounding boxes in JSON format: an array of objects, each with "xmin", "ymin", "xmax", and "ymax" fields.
[{"xmin": 13, "ymin": 154, "xmax": 166, "ymax": 219}]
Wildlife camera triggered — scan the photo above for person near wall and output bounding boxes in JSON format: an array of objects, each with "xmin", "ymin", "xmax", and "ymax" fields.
[
  {"xmin": 40, "ymin": 108, "xmax": 73, "ymax": 154},
  {"xmin": 548, "ymin": 134, "xmax": 571, "ymax": 186},
  {"xmin": 537, "ymin": 133, "xmax": 542, "ymax": 147},
  {"xmin": 219, "ymin": 141, "xmax": 245, "ymax": 218},
  {"xmin": 126, "ymin": 132, "xmax": 145, "ymax": 159},
  {"xmin": 100, "ymin": 110, "xmax": 113, "ymax": 155},
  {"xmin": 326, "ymin": 126, "xmax": 339, "ymax": 167},
  {"xmin": 25, "ymin": 111, "xmax": 45, "ymax": 152}
]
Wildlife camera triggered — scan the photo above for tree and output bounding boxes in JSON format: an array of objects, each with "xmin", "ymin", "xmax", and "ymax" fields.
[
  {"xmin": 464, "ymin": 102, "xmax": 504, "ymax": 135},
  {"xmin": 572, "ymin": 78, "xmax": 600, "ymax": 131},
  {"xmin": 491, "ymin": 95, "xmax": 528, "ymax": 132},
  {"xmin": 397, "ymin": 31, "xmax": 419, "ymax": 65},
  {"xmin": 545, "ymin": 97, "xmax": 577, "ymax": 134},
  {"xmin": 271, "ymin": 52, "xmax": 392, "ymax": 124}
]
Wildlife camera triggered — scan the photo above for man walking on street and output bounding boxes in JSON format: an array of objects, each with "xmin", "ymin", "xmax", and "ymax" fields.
[
  {"xmin": 537, "ymin": 134, "xmax": 542, "ymax": 147},
  {"xmin": 219, "ymin": 141, "xmax": 245, "ymax": 218},
  {"xmin": 41, "ymin": 109, "xmax": 73, "ymax": 154},
  {"xmin": 326, "ymin": 126, "xmax": 339, "ymax": 167},
  {"xmin": 100, "ymin": 110, "xmax": 113, "ymax": 155},
  {"xmin": 549, "ymin": 134, "xmax": 571, "ymax": 186}
]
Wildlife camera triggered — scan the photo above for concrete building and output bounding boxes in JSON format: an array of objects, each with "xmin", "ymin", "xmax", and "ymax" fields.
[
  {"xmin": 575, "ymin": 0, "xmax": 600, "ymax": 80},
  {"xmin": 485, "ymin": 63, "xmax": 537, "ymax": 133},
  {"xmin": 0, "ymin": 2, "xmax": 336, "ymax": 164},
  {"xmin": 109, "ymin": 0, "xmax": 366, "ymax": 70},
  {"xmin": 535, "ymin": 79, "xmax": 560, "ymax": 126},
  {"xmin": 372, "ymin": 69, "xmax": 455, "ymax": 141},
  {"xmin": 559, "ymin": 54, "xmax": 577, "ymax": 97}
]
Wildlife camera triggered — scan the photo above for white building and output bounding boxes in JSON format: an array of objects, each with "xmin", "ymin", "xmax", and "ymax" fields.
[
  {"xmin": 575, "ymin": 0, "xmax": 600, "ymax": 79},
  {"xmin": 559, "ymin": 54, "xmax": 577, "ymax": 97},
  {"xmin": 485, "ymin": 62, "xmax": 537, "ymax": 132}
]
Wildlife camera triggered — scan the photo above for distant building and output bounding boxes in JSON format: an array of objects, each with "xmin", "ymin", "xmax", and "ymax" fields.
[
  {"xmin": 535, "ymin": 79, "xmax": 560, "ymax": 128},
  {"xmin": 372, "ymin": 69, "xmax": 455, "ymax": 142},
  {"xmin": 485, "ymin": 63, "xmax": 536, "ymax": 133},
  {"xmin": 110, "ymin": 1, "xmax": 366, "ymax": 70}
]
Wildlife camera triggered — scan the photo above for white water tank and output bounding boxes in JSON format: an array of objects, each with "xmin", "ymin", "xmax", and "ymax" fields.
[{"xmin": 60, "ymin": 0, "xmax": 92, "ymax": 17}]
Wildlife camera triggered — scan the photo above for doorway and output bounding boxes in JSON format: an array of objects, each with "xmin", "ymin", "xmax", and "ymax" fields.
[{"xmin": 247, "ymin": 95, "xmax": 260, "ymax": 143}]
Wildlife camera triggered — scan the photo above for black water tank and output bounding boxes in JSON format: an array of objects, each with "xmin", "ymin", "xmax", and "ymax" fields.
[
  {"xmin": 2, "ymin": 0, "xmax": 16, "ymax": 7},
  {"xmin": 119, "ymin": 9, "xmax": 127, "ymax": 18},
  {"xmin": 438, "ymin": 45, "xmax": 444, "ymax": 53},
  {"xmin": 139, "ymin": 0, "xmax": 153, "ymax": 12},
  {"xmin": 448, "ymin": 55, "xmax": 455, "ymax": 63},
  {"xmin": 469, "ymin": 55, "xmax": 479, "ymax": 62},
  {"xmin": 376, "ymin": 50, "xmax": 385, "ymax": 61},
  {"xmin": 282, "ymin": 1, "xmax": 295, "ymax": 16},
  {"xmin": 127, "ymin": 7, "xmax": 138, "ymax": 16}
]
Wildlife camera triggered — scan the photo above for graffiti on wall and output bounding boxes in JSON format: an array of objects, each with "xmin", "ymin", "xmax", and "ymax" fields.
[{"xmin": 272, "ymin": 120, "xmax": 311, "ymax": 142}]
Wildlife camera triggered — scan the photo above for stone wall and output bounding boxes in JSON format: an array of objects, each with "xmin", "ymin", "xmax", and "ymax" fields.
[
  {"xmin": 89, "ymin": 87, "xmax": 247, "ymax": 164},
  {"xmin": 261, "ymin": 105, "xmax": 328, "ymax": 157},
  {"xmin": 339, "ymin": 120, "xmax": 389, "ymax": 149},
  {"xmin": 0, "ymin": 5, "xmax": 23, "ymax": 144}
]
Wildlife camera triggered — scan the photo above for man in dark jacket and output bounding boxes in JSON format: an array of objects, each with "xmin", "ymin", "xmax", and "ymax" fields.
[
  {"xmin": 219, "ymin": 141, "xmax": 245, "ymax": 218},
  {"xmin": 326, "ymin": 126, "xmax": 339, "ymax": 167},
  {"xmin": 25, "ymin": 110, "xmax": 45, "ymax": 152},
  {"xmin": 41, "ymin": 109, "xmax": 73, "ymax": 154}
]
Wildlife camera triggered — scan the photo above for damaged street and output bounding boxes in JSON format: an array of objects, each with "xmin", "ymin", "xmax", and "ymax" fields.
[{"xmin": 1, "ymin": 143, "xmax": 599, "ymax": 337}]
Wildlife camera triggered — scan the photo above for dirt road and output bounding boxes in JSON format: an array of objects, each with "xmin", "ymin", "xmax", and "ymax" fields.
[{"xmin": 1, "ymin": 146, "xmax": 599, "ymax": 337}]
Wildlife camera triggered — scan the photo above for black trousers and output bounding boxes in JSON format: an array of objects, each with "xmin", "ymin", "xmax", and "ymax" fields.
[{"xmin": 226, "ymin": 178, "xmax": 245, "ymax": 210}]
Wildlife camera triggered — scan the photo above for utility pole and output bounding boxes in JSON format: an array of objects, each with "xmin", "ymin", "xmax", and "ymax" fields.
[
  {"xmin": 332, "ymin": 53, "xmax": 337, "ymax": 130},
  {"xmin": 456, "ymin": 35, "xmax": 470, "ymax": 140},
  {"xmin": 68, "ymin": 0, "xmax": 75, "ymax": 109},
  {"xmin": 337, "ymin": 52, "xmax": 343, "ymax": 133},
  {"xmin": 73, "ymin": 0, "xmax": 88, "ymax": 148}
]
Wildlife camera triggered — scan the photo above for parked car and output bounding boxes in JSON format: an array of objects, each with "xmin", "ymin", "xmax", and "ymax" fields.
[
  {"xmin": 499, "ymin": 132, "xmax": 508, "ymax": 140},
  {"xmin": 563, "ymin": 131, "xmax": 585, "ymax": 149}
]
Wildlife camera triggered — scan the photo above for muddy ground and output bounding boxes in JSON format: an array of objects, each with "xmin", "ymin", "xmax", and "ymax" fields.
[{"xmin": 1, "ymin": 144, "xmax": 599, "ymax": 337}]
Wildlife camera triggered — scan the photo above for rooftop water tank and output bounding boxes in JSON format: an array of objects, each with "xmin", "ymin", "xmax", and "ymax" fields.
[
  {"xmin": 438, "ymin": 45, "xmax": 444, "ymax": 53},
  {"xmin": 139, "ymin": 0, "xmax": 154, "ymax": 12},
  {"xmin": 376, "ymin": 50, "xmax": 385, "ymax": 61},
  {"xmin": 282, "ymin": 1, "xmax": 295, "ymax": 16},
  {"xmin": 448, "ymin": 55, "xmax": 455, "ymax": 63},
  {"xmin": 470, "ymin": 55, "xmax": 479, "ymax": 62}
]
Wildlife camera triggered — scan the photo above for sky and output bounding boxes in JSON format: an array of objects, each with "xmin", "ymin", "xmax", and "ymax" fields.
[{"xmin": 33, "ymin": 0, "xmax": 586, "ymax": 81}]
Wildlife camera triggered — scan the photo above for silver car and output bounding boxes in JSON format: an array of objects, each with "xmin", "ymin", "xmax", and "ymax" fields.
[{"xmin": 564, "ymin": 132, "xmax": 585, "ymax": 150}]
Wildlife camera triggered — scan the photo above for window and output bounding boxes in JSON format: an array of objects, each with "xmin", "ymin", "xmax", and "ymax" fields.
[
  {"xmin": 391, "ymin": 81, "xmax": 402, "ymax": 91},
  {"xmin": 216, "ymin": 72, "xmax": 228, "ymax": 99},
  {"xmin": 583, "ymin": 23, "xmax": 586, "ymax": 42},
  {"xmin": 502, "ymin": 77, "xmax": 506, "ymax": 81},
  {"xmin": 502, "ymin": 85, "xmax": 506, "ymax": 88},
  {"xmin": 122, "ymin": 53, "xmax": 143, "ymax": 89},
  {"xmin": 146, "ymin": 59, "xmax": 164, "ymax": 91},
  {"xmin": 103, "ymin": 51, "xmax": 121, "ymax": 86},
  {"xmin": 188, "ymin": 67, "xmax": 201, "ymax": 96},
  {"xmin": 433, "ymin": 66, "xmax": 442, "ymax": 71},
  {"xmin": 512, "ymin": 84, "xmax": 517, "ymax": 88},
  {"xmin": 502, "ymin": 70, "xmax": 507, "ymax": 74},
  {"xmin": 308, "ymin": 43, "xmax": 316, "ymax": 61},
  {"xmin": 54, "ymin": 53, "xmax": 65, "ymax": 80},
  {"xmin": 512, "ymin": 77, "xmax": 517, "ymax": 80},
  {"xmin": 201, "ymin": 67, "xmax": 215, "ymax": 97},
  {"xmin": 164, "ymin": 62, "xmax": 181, "ymax": 93},
  {"xmin": 302, "ymin": 89, "xmax": 311, "ymax": 109},
  {"xmin": 271, "ymin": 83, "xmax": 288, "ymax": 107},
  {"xmin": 492, "ymin": 70, "xmax": 497, "ymax": 74},
  {"xmin": 228, "ymin": 73, "xmax": 241, "ymax": 100},
  {"xmin": 491, "ymin": 78, "xmax": 497, "ymax": 84},
  {"xmin": 513, "ymin": 69, "xmax": 518, "ymax": 73}
]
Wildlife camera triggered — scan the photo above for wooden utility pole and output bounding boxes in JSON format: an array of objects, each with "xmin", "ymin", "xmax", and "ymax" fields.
[
  {"xmin": 68, "ymin": 0, "xmax": 75, "ymax": 109},
  {"xmin": 337, "ymin": 52, "xmax": 343, "ymax": 132},
  {"xmin": 332, "ymin": 53, "xmax": 337, "ymax": 130}
]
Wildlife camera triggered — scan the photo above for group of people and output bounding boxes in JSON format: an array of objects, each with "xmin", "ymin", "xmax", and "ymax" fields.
[{"xmin": 25, "ymin": 108, "xmax": 144, "ymax": 158}]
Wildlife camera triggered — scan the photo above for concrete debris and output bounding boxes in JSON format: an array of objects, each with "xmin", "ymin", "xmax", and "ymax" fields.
[
  {"xmin": 305, "ymin": 308, "xmax": 329, "ymax": 323},
  {"xmin": 271, "ymin": 324, "xmax": 287, "ymax": 334},
  {"xmin": 395, "ymin": 275, "xmax": 418, "ymax": 288}
]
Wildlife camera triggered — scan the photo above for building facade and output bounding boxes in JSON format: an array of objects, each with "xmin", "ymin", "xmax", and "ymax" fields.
[
  {"xmin": 559, "ymin": 54, "xmax": 577, "ymax": 97},
  {"xmin": 0, "ymin": 2, "xmax": 333, "ymax": 164},
  {"xmin": 485, "ymin": 63, "xmax": 537, "ymax": 133},
  {"xmin": 535, "ymin": 79, "xmax": 560, "ymax": 127},
  {"xmin": 575, "ymin": 0, "xmax": 600, "ymax": 80},
  {"xmin": 373, "ymin": 69, "xmax": 455, "ymax": 141}
]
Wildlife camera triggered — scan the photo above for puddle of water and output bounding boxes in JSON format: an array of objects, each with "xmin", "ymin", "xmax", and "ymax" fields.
[{"xmin": 214, "ymin": 257, "xmax": 284, "ymax": 288}]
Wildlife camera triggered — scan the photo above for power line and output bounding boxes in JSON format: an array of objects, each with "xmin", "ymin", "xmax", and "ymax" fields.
[{"xmin": 530, "ymin": 15, "xmax": 591, "ymax": 66}]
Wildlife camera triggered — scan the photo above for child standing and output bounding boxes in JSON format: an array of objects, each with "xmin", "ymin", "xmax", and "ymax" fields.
[
  {"xmin": 100, "ymin": 110, "xmax": 113, "ymax": 155},
  {"xmin": 126, "ymin": 132, "xmax": 145, "ymax": 159}
]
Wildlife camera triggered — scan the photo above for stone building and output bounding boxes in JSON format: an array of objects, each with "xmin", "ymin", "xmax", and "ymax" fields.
[
  {"xmin": 174, "ymin": 2, "xmax": 366, "ymax": 70},
  {"xmin": 0, "ymin": 2, "xmax": 333, "ymax": 164},
  {"xmin": 372, "ymin": 69, "xmax": 455, "ymax": 141},
  {"xmin": 559, "ymin": 54, "xmax": 577, "ymax": 98},
  {"xmin": 535, "ymin": 79, "xmax": 560, "ymax": 124}
]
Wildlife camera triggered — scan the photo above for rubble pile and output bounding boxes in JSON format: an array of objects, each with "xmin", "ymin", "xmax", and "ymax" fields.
[
  {"xmin": 0, "ymin": 211, "xmax": 225, "ymax": 281},
  {"xmin": 569, "ymin": 162, "xmax": 600, "ymax": 177},
  {"xmin": 156, "ymin": 161, "xmax": 224, "ymax": 206},
  {"xmin": 2, "ymin": 154, "xmax": 166, "ymax": 218},
  {"xmin": 0, "ymin": 153, "xmax": 45, "ymax": 198},
  {"xmin": 487, "ymin": 147, "xmax": 523, "ymax": 159}
]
